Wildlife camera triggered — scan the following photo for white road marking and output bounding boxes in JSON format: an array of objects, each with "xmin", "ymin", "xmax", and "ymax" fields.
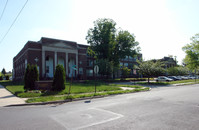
[
  {"xmin": 50, "ymin": 107, "xmax": 124, "ymax": 130},
  {"xmin": 76, "ymin": 108, "xmax": 123, "ymax": 129}
]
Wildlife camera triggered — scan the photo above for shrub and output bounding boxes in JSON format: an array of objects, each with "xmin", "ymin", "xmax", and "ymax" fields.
[
  {"xmin": 24, "ymin": 64, "xmax": 39, "ymax": 91},
  {"xmin": 52, "ymin": 65, "xmax": 66, "ymax": 91},
  {"xmin": 24, "ymin": 64, "xmax": 31, "ymax": 91},
  {"xmin": 0, "ymin": 76, "xmax": 2, "ymax": 80}
]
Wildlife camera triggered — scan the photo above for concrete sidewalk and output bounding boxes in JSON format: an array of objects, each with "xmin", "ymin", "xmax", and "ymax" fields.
[{"xmin": 0, "ymin": 85, "xmax": 26, "ymax": 107}]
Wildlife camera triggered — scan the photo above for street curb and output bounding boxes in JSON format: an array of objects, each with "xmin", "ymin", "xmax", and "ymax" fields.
[
  {"xmin": 173, "ymin": 83, "xmax": 199, "ymax": 86},
  {"xmin": 4, "ymin": 89, "xmax": 151, "ymax": 107},
  {"xmin": 4, "ymin": 95, "xmax": 109, "ymax": 107}
]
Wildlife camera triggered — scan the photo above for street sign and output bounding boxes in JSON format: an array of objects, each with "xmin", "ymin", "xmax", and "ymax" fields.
[{"xmin": 94, "ymin": 65, "xmax": 99, "ymax": 74}]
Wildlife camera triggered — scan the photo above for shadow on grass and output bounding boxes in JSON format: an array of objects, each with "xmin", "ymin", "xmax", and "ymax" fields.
[
  {"xmin": 0, "ymin": 81, "xmax": 23, "ymax": 86},
  {"xmin": 41, "ymin": 90, "xmax": 66, "ymax": 96},
  {"xmin": 137, "ymin": 82, "xmax": 170, "ymax": 85},
  {"xmin": 14, "ymin": 91, "xmax": 24, "ymax": 96}
]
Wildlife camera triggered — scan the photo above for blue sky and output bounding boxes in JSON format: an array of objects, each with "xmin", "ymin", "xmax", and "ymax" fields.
[{"xmin": 0, "ymin": 0, "xmax": 199, "ymax": 72}]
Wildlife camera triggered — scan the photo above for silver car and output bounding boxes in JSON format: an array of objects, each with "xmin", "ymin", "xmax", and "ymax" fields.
[{"xmin": 156, "ymin": 76, "xmax": 173, "ymax": 82}]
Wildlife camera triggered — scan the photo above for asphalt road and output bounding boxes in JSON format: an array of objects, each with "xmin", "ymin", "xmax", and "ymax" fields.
[{"xmin": 1, "ymin": 84, "xmax": 199, "ymax": 130}]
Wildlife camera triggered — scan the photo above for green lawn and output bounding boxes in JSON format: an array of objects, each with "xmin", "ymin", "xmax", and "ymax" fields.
[
  {"xmin": 0, "ymin": 81, "xmax": 126, "ymax": 98},
  {"xmin": 0, "ymin": 80, "xmax": 149, "ymax": 103},
  {"xmin": 26, "ymin": 87, "xmax": 150, "ymax": 103},
  {"xmin": 169, "ymin": 79, "xmax": 199, "ymax": 84}
]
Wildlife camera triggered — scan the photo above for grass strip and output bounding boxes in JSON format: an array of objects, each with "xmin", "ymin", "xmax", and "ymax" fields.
[
  {"xmin": 26, "ymin": 87, "xmax": 150, "ymax": 103},
  {"xmin": 2, "ymin": 81, "xmax": 143, "ymax": 98}
]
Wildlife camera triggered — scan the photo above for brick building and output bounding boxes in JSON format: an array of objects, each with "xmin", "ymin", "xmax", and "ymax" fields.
[{"xmin": 13, "ymin": 37, "xmax": 141, "ymax": 81}]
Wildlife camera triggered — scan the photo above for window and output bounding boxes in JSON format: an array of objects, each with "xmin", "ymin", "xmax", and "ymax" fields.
[
  {"xmin": 37, "ymin": 66, "xmax": 40, "ymax": 74},
  {"xmin": 46, "ymin": 66, "xmax": 49, "ymax": 73},
  {"xmin": 87, "ymin": 59, "xmax": 93, "ymax": 67},
  {"xmin": 46, "ymin": 56, "xmax": 49, "ymax": 61},
  {"xmin": 120, "ymin": 62, "xmax": 123, "ymax": 68},
  {"xmin": 79, "ymin": 68, "xmax": 83, "ymax": 75},
  {"xmin": 124, "ymin": 63, "xmax": 128, "ymax": 67},
  {"xmin": 125, "ymin": 56, "xmax": 128, "ymax": 60},
  {"xmin": 86, "ymin": 69, "xmax": 93, "ymax": 76},
  {"xmin": 25, "ymin": 59, "xmax": 27, "ymax": 68}
]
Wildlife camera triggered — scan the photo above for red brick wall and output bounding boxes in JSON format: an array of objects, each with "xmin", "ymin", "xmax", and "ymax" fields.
[{"xmin": 13, "ymin": 41, "xmax": 42, "ymax": 80}]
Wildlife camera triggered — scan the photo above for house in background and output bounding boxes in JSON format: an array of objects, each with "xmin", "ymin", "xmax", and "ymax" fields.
[
  {"xmin": 13, "ymin": 37, "xmax": 142, "ymax": 81},
  {"xmin": 152, "ymin": 56, "xmax": 177, "ymax": 69}
]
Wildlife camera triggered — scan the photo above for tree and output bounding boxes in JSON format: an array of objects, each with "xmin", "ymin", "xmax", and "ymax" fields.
[
  {"xmin": 96, "ymin": 59, "xmax": 113, "ymax": 78},
  {"xmin": 115, "ymin": 30, "xmax": 140, "ymax": 60},
  {"xmin": 24, "ymin": 64, "xmax": 39, "ymax": 91},
  {"xmin": 86, "ymin": 18, "xmax": 140, "ymax": 78},
  {"xmin": 112, "ymin": 30, "xmax": 140, "ymax": 77},
  {"xmin": 32, "ymin": 65, "xmax": 39, "ymax": 82},
  {"xmin": 121, "ymin": 66, "xmax": 131, "ymax": 80},
  {"xmin": 52, "ymin": 64, "xmax": 66, "ymax": 91},
  {"xmin": 167, "ymin": 66, "xmax": 188, "ymax": 76},
  {"xmin": 137, "ymin": 60, "xmax": 165, "ymax": 83},
  {"xmin": 24, "ymin": 64, "xmax": 31, "ymax": 91},
  {"xmin": 29, "ymin": 65, "xmax": 39, "ymax": 90},
  {"xmin": 86, "ymin": 18, "xmax": 116, "ymax": 60},
  {"xmin": 1, "ymin": 68, "xmax": 6, "ymax": 76},
  {"xmin": 182, "ymin": 33, "xmax": 199, "ymax": 80}
]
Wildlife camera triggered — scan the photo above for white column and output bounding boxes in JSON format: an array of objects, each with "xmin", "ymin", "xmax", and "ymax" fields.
[
  {"xmin": 65, "ymin": 53, "xmax": 68, "ymax": 75},
  {"xmin": 76, "ymin": 53, "xmax": 78, "ymax": 75},
  {"xmin": 42, "ymin": 50, "xmax": 45, "ymax": 77},
  {"xmin": 54, "ymin": 51, "xmax": 57, "ymax": 68}
]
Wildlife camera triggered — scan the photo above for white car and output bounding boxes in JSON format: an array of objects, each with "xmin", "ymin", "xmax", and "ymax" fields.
[{"xmin": 156, "ymin": 76, "xmax": 173, "ymax": 82}]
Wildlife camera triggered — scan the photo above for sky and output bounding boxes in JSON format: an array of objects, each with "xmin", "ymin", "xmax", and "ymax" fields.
[{"xmin": 0, "ymin": 0, "xmax": 199, "ymax": 72}]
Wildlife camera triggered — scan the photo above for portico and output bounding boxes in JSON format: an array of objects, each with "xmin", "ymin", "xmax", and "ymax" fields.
[{"xmin": 42, "ymin": 42, "xmax": 78, "ymax": 78}]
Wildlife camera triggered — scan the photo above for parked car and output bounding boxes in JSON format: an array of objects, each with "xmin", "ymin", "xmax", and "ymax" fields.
[
  {"xmin": 156, "ymin": 76, "xmax": 173, "ymax": 82},
  {"xmin": 176, "ymin": 76, "xmax": 182, "ymax": 80},
  {"xmin": 167, "ymin": 76, "xmax": 180, "ymax": 81},
  {"xmin": 181, "ymin": 76, "xmax": 189, "ymax": 80},
  {"xmin": 188, "ymin": 76, "xmax": 194, "ymax": 79}
]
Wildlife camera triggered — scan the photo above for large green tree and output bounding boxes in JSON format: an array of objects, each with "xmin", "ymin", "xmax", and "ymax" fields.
[
  {"xmin": 86, "ymin": 18, "xmax": 116, "ymax": 60},
  {"xmin": 86, "ymin": 18, "xmax": 140, "ymax": 77},
  {"xmin": 182, "ymin": 33, "xmax": 199, "ymax": 76}
]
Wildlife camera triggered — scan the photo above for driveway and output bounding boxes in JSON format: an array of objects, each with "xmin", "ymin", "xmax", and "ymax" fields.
[{"xmin": 0, "ymin": 84, "xmax": 26, "ymax": 107}]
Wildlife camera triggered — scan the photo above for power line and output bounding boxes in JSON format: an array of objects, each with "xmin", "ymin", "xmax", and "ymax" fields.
[
  {"xmin": 0, "ymin": 0, "xmax": 29, "ymax": 44},
  {"xmin": 0, "ymin": 0, "xmax": 8, "ymax": 23}
]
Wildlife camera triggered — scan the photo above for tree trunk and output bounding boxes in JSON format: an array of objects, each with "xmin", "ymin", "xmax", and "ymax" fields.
[{"xmin": 195, "ymin": 69, "xmax": 197, "ymax": 83}]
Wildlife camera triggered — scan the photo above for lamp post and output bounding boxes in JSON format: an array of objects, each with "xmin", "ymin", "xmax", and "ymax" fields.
[
  {"xmin": 94, "ymin": 65, "xmax": 99, "ymax": 94},
  {"xmin": 68, "ymin": 65, "xmax": 77, "ymax": 96}
]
